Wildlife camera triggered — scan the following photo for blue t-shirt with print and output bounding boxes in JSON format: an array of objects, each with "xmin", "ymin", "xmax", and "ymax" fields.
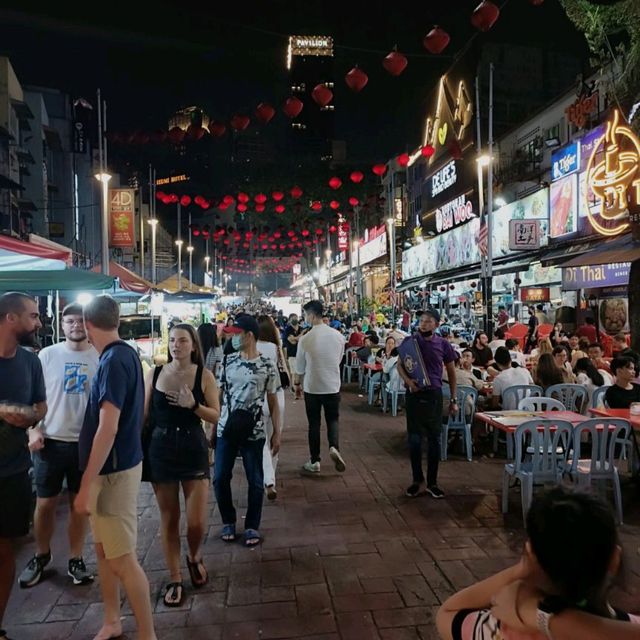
[
  {"xmin": 0, "ymin": 347, "xmax": 46, "ymax": 477},
  {"xmin": 79, "ymin": 341, "xmax": 144, "ymax": 474}
]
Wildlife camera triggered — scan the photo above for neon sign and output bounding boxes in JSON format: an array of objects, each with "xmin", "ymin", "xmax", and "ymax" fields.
[
  {"xmin": 565, "ymin": 92, "xmax": 599, "ymax": 130},
  {"xmin": 584, "ymin": 110, "xmax": 640, "ymax": 236},
  {"xmin": 431, "ymin": 160, "xmax": 457, "ymax": 197}
]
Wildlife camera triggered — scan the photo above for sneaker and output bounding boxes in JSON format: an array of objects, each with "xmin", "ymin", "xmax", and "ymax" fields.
[
  {"xmin": 18, "ymin": 551, "xmax": 52, "ymax": 588},
  {"xmin": 301, "ymin": 461, "xmax": 321, "ymax": 475},
  {"xmin": 68, "ymin": 557, "xmax": 94, "ymax": 585},
  {"xmin": 329, "ymin": 447, "xmax": 346, "ymax": 473},
  {"xmin": 426, "ymin": 485, "xmax": 445, "ymax": 499}
]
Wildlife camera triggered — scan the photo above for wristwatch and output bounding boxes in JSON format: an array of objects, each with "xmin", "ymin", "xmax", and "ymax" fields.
[{"xmin": 536, "ymin": 595, "xmax": 567, "ymax": 638}]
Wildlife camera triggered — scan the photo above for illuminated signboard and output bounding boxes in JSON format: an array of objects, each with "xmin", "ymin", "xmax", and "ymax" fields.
[
  {"xmin": 108, "ymin": 189, "xmax": 135, "ymax": 248},
  {"xmin": 287, "ymin": 35, "xmax": 333, "ymax": 68},
  {"xmin": 551, "ymin": 141, "xmax": 580, "ymax": 181},
  {"xmin": 562, "ymin": 262, "xmax": 630, "ymax": 290},
  {"xmin": 434, "ymin": 194, "xmax": 476, "ymax": 234},
  {"xmin": 584, "ymin": 110, "xmax": 640, "ymax": 236},
  {"xmin": 509, "ymin": 220, "xmax": 540, "ymax": 251},
  {"xmin": 352, "ymin": 226, "xmax": 387, "ymax": 266},
  {"xmin": 565, "ymin": 91, "xmax": 599, "ymax": 130},
  {"xmin": 431, "ymin": 160, "xmax": 457, "ymax": 197},
  {"xmin": 156, "ymin": 174, "xmax": 189, "ymax": 186},
  {"xmin": 337, "ymin": 218, "xmax": 349, "ymax": 251}
]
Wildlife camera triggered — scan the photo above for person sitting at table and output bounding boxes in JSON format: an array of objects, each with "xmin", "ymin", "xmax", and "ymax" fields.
[
  {"xmin": 552, "ymin": 345, "xmax": 576, "ymax": 383},
  {"xmin": 451, "ymin": 349, "xmax": 483, "ymax": 391},
  {"xmin": 574, "ymin": 357, "xmax": 609, "ymax": 408},
  {"xmin": 530, "ymin": 337, "xmax": 553, "ymax": 361},
  {"xmin": 381, "ymin": 347, "xmax": 404, "ymax": 412},
  {"xmin": 356, "ymin": 335, "xmax": 378, "ymax": 364},
  {"xmin": 471, "ymin": 332, "xmax": 493, "ymax": 368},
  {"xmin": 436, "ymin": 486, "xmax": 640, "ymax": 640},
  {"xmin": 605, "ymin": 356, "xmax": 640, "ymax": 409},
  {"xmin": 505, "ymin": 338, "xmax": 527, "ymax": 368},
  {"xmin": 347, "ymin": 325, "xmax": 365, "ymax": 349},
  {"xmin": 487, "ymin": 328, "xmax": 506, "ymax": 355},
  {"xmin": 533, "ymin": 353, "xmax": 565, "ymax": 391},
  {"xmin": 491, "ymin": 347, "xmax": 534, "ymax": 409},
  {"xmin": 611, "ymin": 333, "xmax": 632, "ymax": 359},
  {"xmin": 588, "ymin": 343, "xmax": 611, "ymax": 374},
  {"xmin": 570, "ymin": 336, "xmax": 590, "ymax": 368},
  {"xmin": 550, "ymin": 321, "xmax": 567, "ymax": 346}
]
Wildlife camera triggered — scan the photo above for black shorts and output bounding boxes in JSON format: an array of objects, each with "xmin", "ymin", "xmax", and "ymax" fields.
[
  {"xmin": 0, "ymin": 470, "xmax": 32, "ymax": 538},
  {"xmin": 147, "ymin": 424, "xmax": 210, "ymax": 483},
  {"xmin": 33, "ymin": 439, "xmax": 83, "ymax": 498}
]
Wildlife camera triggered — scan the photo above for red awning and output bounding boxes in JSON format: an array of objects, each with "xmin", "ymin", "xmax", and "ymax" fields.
[
  {"xmin": 0, "ymin": 234, "xmax": 71, "ymax": 262},
  {"xmin": 92, "ymin": 262, "xmax": 152, "ymax": 295}
]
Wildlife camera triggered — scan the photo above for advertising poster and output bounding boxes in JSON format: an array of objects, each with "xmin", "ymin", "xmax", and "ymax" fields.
[
  {"xmin": 599, "ymin": 297, "xmax": 629, "ymax": 335},
  {"xmin": 108, "ymin": 189, "xmax": 136, "ymax": 247},
  {"xmin": 549, "ymin": 175, "xmax": 578, "ymax": 238}
]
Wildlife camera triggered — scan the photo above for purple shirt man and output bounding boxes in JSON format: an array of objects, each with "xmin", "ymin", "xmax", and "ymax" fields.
[{"xmin": 414, "ymin": 332, "xmax": 457, "ymax": 389}]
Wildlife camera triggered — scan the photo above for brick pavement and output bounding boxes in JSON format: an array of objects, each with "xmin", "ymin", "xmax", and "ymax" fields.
[{"xmin": 6, "ymin": 383, "xmax": 640, "ymax": 639}]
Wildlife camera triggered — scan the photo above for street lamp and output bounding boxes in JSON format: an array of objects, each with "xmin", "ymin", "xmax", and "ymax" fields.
[
  {"xmin": 94, "ymin": 172, "xmax": 112, "ymax": 275},
  {"xmin": 204, "ymin": 255, "xmax": 210, "ymax": 286},
  {"xmin": 353, "ymin": 239, "xmax": 361, "ymax": 317},
  {"xmin": 175, "ymin": 239, "xmax": 184, "ymax": 291},
  {"xmin": 218, "ymin": 267, "xmax": 223, "ymax": 291},
  {"xmin": 325, "ymin": 249, "xmax": 332, "ymax": 304},
  {"xmin": 476, "ymin": 154, "xmax": 492, "ymax": 167},
  {"xmin": 147, "ymin": 218, "xmax": 158, "ymax": 285},
  {"xmin": 187, "ymin": 245, "xmax": 194, "ymax": 290}
]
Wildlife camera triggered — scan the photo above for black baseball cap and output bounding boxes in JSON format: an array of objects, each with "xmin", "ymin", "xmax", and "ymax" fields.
[
  {"xmin": 419, "ymin": 308, "xmax": 441, "ymax": 323},
  {"xmin": 227, "ymin": 314, "xmax": 259, "ymax": 340}
]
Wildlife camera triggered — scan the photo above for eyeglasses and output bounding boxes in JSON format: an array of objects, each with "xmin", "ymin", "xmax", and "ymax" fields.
[{"xmin": 63, "ymin": 319, "xmax": 85, "ymax": 327}]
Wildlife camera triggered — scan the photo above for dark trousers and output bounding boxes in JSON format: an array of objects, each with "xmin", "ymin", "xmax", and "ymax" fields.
[
  {"xmin": 213, "ymin": 436, "xmax": 265, "ymax": 531},
  {"xmin": 304, "ymin": 392, "xmax": 340, "ymax": 463},
  {"xmin": 405, "ymin": 389, "xmax": 443, "ymax": 487}
]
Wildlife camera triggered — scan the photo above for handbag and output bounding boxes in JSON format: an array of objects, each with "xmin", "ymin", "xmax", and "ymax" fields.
[
  {"xmin": 221, "ymin": 356, "xmax": 262, "ymax": 446},
  {"xmin": 141, "ymin": 365, "xmax": 162, "ymax": 482},
  {"xmin": 398, "ymin": 335, "xmax": 431, "ymax": 390},
  {"xmin": 277, "ymin": 348, "xmax": 290, "ymax": 389}
]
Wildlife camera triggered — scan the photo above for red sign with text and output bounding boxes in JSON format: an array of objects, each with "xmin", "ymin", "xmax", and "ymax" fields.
[{"xmin": 109, "ymin": 189, "xmax": 135, "ymax": 248}]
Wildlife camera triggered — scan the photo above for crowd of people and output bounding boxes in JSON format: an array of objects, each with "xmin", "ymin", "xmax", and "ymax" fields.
[{"xmin": 1, "ymin": 291, "xmax": 639, "ymax": 640}]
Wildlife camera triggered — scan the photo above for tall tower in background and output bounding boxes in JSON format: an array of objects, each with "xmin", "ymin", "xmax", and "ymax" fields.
[{"xmin": 286, "ymin": 35, "xmax": 335, "ymax": 162}]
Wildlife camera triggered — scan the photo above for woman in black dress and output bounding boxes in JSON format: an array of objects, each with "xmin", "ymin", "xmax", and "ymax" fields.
[{"xmin": 144, "ymin": 324, "xmax": 220, "ymax": 607}]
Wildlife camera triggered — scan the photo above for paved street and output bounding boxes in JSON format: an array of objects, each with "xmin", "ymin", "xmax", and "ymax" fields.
[{"xmin": 6, "ymin": 384, "xmax": 640, "ymax": 640}]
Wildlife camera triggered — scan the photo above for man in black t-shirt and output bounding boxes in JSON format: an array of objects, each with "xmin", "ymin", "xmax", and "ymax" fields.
[
  {"xmin": 284, "ymin": 314, "xmax": 303, "ymax": 383},
  {"xmin": 605, "ymin": 356, "xmax": 640, "ymax": 408}
]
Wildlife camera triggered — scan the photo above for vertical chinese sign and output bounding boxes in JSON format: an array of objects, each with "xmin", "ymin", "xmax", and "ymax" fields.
[{"xmin": 108, "ymin": 189, "xmax": 135, "ymax": 247}]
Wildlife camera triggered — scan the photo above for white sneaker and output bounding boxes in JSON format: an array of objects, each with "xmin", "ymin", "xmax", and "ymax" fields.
[
  {"xmin": 329, "ymin": 447, "xmax": 346, "ymax": 472},
  {"xmin": 301, "ymin": 461, "xmax": 320, "ymax": 475}
]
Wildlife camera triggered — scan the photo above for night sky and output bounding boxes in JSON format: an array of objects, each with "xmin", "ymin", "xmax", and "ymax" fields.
[{"xmin": 0, "ymin": 1, "xmax": 590, "ymax": 162}]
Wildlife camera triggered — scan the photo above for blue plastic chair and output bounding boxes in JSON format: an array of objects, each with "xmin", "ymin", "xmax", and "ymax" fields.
[
  {"xmin": 501, "ymin": 419, "xmax": 574, "ymax": 524},
  {"xmin": 590, "ymin": 385, "xmax": 610, "ymax": 409},
  {"xmin": 367, "ymin": 372, "xmax": 382, "ymax": 405},
  {"xmin": 441, "ymin": 385, "xmax": 478, "ymax": 462},
  {"xmin": 546, "ymin": 384, "xmax": 588, "ymax": 414},
  {"xmin": 517, "ymin": 397, "xmax": 565, "ymax": 412},
  {"xmin": 494, "ymin": 385, "xmax": 543, "ymax": 456}
]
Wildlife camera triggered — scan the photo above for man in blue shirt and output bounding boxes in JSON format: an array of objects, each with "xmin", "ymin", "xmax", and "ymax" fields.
[
  {"xmin": 75, "ymin": 295, "xmax": 156, "ymax": 640},
  {"xmin": 0, "ymin": 292, "xmax": 47, "ymax": 640}
]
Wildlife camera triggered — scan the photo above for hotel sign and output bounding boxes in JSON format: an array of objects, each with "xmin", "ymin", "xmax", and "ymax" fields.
[
  {"xmin": 156, "ymin": 174, "xmax": 189, "ymax": 186},
  {"xmin": 584, "ymin": 110, "xmax": 640, "ymax": 237}
]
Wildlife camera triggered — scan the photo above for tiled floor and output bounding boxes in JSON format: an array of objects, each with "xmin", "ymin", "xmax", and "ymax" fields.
[{"xmin": 6, "ymin": 383, "xmax": 640, "ymax": 639}]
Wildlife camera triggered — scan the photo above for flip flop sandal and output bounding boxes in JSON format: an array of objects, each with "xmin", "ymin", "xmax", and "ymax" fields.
[
  {"xmin": 244, "ymin": 529, "xmax": 262, "ymax": 547},
  {"xmin": 186, "ymin": 555, "xmax": 208, "ymax": 588},
  {"xmin": 220, "ymin": 524, "xmax": 236, "ymax": 542},
  {"xmin": 163, "ymin": 581, "xmax": 184, "ymax": 607}
]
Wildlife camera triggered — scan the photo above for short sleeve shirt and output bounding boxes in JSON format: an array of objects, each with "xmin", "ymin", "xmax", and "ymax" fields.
[
  {"xmin": 415, "ymin": 333, "xmax": 457, "ymax": 389},
  {"xmin": 79, "ymin": 341, "xmax": 144, "ymax": 474},
  {"xmin": 284, "ymin": 325, "xmax": 302, "ymax": 358},
  {"xmin": 217, "ymin": 353, "xmax": 278, "ymax": 441},
  {"xmin": 0, "ymin": 347, "xmax": 46, "ymax": 477}
]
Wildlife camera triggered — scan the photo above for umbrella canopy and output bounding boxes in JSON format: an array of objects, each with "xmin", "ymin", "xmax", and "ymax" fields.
[
  {"xmin": 156, "ymin": 273, "xmax": 202, "ymax": 293},
  {"xmin": 0, "ymin": 268, "xmax": 114, "ymax": 292},
  {"xmin": 92, "ymin": 261, "xmax": 153, "ymax": 295},
  {"xmin": 0, "ymin": 234, "xmax": 70, "ymax": 271}
]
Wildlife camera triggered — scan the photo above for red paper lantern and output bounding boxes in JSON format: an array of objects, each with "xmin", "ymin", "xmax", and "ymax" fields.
[
  {"xmin": 348, "ymin": 197, "xmax": 359, "ymax": 207},
  {"xmin": 180, "ymin": 195, "xmax": 192, "ymax": 207},
  {"xmin": 270, "ymin": 244, "xmax": 277, "ymax": 250},
  {"xmin": 329, "ymin": 225, "xmax": 337, "ymax": 233},
  {"xmin": 254, "ymin": 193, "xmax": 267, "ymax": 204},
  {"xmin": 223, "ymin": 195, "xmax": 235, "ymax": 205},
  {"xmin": 288, "ymin": 230, "xmax": 296, "ymax": 237},
  {"xmin": 330, "ymin": 200, "xmax": 340, "ymax": 210},
  {"xmin": 208, "ymin": 121, "xmax": 226, "ymax": 137},
  {"xmin": 255, "ymin": 204, "xmax": 265, "ymax": 213},
  {"xmin": 200, "ymin": 200, "xmax": 210, "ymax": 210},
  {"xmin": 311, "ymin": 84, "xmax": 333, "ymax": 107},
  {"xmin": 350, "ymin": 171, "xmax": 364, "ymax": 184},
  {"xmin": 423, "ymin": 26, "xmax": 450, "ymax": 54},
  {"xmin": 301, "ymin": 229, "xmax": 310, "ymax": 237},
  {"xmin": 186, "ymin": 124, "xmax": 206, "ymax": 141},
  {"xmin": 529, "ymin": 0, "xmax": 544, "ymax": 4},
  {"xmin": 345, "ymin": 67, "xmax": 368, "ymax": 92},
  {"xmin": 315, "ymin": 228, "xmax": 324, "ymax": 236},
  {"xmin": 202, "ymin": 225, "xmax": 210, "ymax": 238},
  {"xmin": 243, "ymin": 242, "xmax": 250, "ymax": 249},
  {"xmin": 255, "ymin": 102, "xmax": 276, "ymax": 124},
  {"xmin": 283, "ymin": 96, "xmax": 304, "ymax": 119},
  {"xmin": 170, "ymin": 194, "xmax": 179, "ymax": 203},
  {"xmin": 397, "ymin": 153, "xmax": 410, "ymax": 167},
  {"xmin": 383, "ymin": 51, "xmax": 408, "ymax": 76},
  {"xmin": 168, "ymin": 126, "xmax": 185, "ymax": 144},
  {"xmin": 261, "ymin": 244, "xmax": 268, "ymax": 250},
  {"xmin": 328, "ymin": 176, "xmax": 342, "ymax": 190},
  {"xmin": 230, "ymin": 114, "xmax": 250, "ymax": 131},
  {"xmin": 311, "ymin": 201, "xmax": 322, "ymax": 212},
  {"xmin": 192, "ymin": 225, "xmax": 201, "ymax": 237},
  {"xmin": 421, "ymin": 145, "xmax": 435, "ymax": 158},
  {"xmin": 156, "ymin": 191, "xmax": 166, "ymax": 200},
  {"xmin": 372, "ymin": 163, "xmax": 387, "ymax": 177},
  {"xmin": 290, "ymin": 185, "xmax": 303, "ymax": 199},
  {"xmin": 275, "ymin": 204, "xmax": 285, "ymax": 214},
  {"xmin": 272, "ymin": 191, "xmax": 284, "ymax": 202},
  {"xmin": 237, "ymin": 204, "xmax": 248, "ymax": 213},
  {"xmin": 471, "ymin": 0, "xmax": 500, "ymax": 31}
]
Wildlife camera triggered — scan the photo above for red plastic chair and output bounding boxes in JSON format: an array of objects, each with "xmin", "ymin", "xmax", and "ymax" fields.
[
  {"xmin": 505, "ymin": 323, "xmax": 528, "ymax": 350},
  {"xmin": 537, "ymin": 323, "xmax": 553, "ymax": 341}
]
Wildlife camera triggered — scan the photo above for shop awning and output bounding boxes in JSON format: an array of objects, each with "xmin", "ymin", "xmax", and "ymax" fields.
[
  {"xmin": 560, "ymin": 234, "xmax": 640, "ymax": 268},
  {"xmin": 92, "ymin": 261, "xmax": 153, "ymax": 295},
  {"xmin": 539, "ymin": 238, "xmax": 603, "ymax": 267},
  {"xmin": 0, "ymin": 234, "xmax": 70, "ymax": 270},
  {"xmin": 492, "ymin": 257, "xmax": 536, "ymax": 276},
  {"xmin": 156, "ymin": 273, "xmax": 201, "ymax": 293},
  {"xmin": 0, "ymin": 268, "xmax": 114, "ymax": 292}
]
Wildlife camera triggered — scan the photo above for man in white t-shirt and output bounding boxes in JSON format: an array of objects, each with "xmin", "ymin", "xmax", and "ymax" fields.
[
  {"xmin": 294, "ymin": 300, "xmax": 346, "ymax": 475},
  {"xmin": 491, "ymin": 347, "xmax": 534, "ymax": 409},
  {"xmin": 19, "ymin": 303, "xmax": 98, "ymax": 589}
]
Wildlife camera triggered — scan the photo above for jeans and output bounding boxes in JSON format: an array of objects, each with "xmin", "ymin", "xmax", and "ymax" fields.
[
  {"xmin": 213, "ymin": 436, "xmax": 265, "ymax": 531},
  {"xmin": 304, "ymin": 392, "xmax": 340, "ymax": 463},
  {"xmin": 405, "ymin": 389, "xmax": 443, "ymax": 487}
]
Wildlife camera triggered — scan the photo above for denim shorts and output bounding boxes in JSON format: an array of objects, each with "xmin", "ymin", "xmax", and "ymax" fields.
[
  {"xmin": 0, "ymin": 470, "xmax": 32, "ymax": 538},
  {"xmin": 33, "ymin": 438, "xmax": 83, "ymax": 498}
]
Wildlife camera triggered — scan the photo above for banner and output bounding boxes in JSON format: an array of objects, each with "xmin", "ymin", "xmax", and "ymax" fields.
[
  {"xmin": 338, "ymin": 223, "xmax": 349, "ymax": 250},
  {"xmin": 562, "ymin": 262, "xmax": 630, "ymax": 290},
  {"xmin": 109, "ymin": 189, "xmax": 135, "ymax": 247}
]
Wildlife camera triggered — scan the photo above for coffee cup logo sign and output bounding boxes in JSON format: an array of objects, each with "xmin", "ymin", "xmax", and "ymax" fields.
[
  {"xmin": 435, "ymin": 194, "xmax": 476, "ymax": 234},
  {"xmin": 431, "ymin": 160, "xmax": 457, "ymax": 197},
  {"xmin": 584, "ymin": 110, "xmax": 640, "ymax": 236}
]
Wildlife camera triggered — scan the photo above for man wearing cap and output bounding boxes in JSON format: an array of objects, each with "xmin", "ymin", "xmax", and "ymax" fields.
[
  {"xmin": 214, "ymin": 315, "xmax": 280, "ymax": 547},
  {"xmin": 397, "ymin": 309, "xmax": 457, "ymax": 499}
]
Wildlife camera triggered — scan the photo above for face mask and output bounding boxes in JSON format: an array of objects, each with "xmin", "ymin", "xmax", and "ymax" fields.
[
  {"xmin": 419, "ymin": 330, "xmax": 433, "ymax": 338},
  {"xmin": 291, "ymin": 319, "xmax": 298, "ymax": 326},
  {"xmin": 231, "ymin": 335, "xmax": 243, "ymax": 351}
]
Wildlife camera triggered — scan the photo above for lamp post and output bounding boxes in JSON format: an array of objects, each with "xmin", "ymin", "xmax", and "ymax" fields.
[
  {"xmin": 187, "ymin": 245, "xmax": 194, "ymax": 289},
  {"xmin": 175, "ymin": 239, "xmax": 183, "ymax": 291},
  {"xmin": 218, "ymin": 268, "xmax": 223, "ymax": 291},
  {"xmin": 94, "ymin": 172, "xmax": 112, "ymax": 275},
  {"xmin": 204, "ymin": 255, "xmax": 210, "ymax": 286},
  {"xmin": 325, "ymin": 249, "xmax": 332, "ymax": 304},
  {"xmin": 387, "ymin": 217, "xmax": 396, "ymax": 325},
  {"xmin": 147, "ymin": 218, "xmax": 158, "ymax": 285},
  {"xmin": 353, "ymin": 239, "xmax": 362, "ymax": 317}
]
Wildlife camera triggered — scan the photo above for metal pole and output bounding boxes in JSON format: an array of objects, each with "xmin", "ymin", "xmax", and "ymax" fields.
[
  {"xmin": 150, "ymin": 219, "xmax": 157, "ymax": 285},
  {"xmin": 355, "ymin": 206, "xmax": 362, "ymax": 317},
  {"xmin": 487, "ymin": 63, "xmax": 495, "ymax": 339},
  {"xmin": 176, "ymin": 241, "xmax": 183, "ymax": 291},
  {"xmin": 97, "ymin": 89, "xmax": 109, "ymax": 276},
  {"xmin": 388, "ymin": 218, "xmax": 396, "ymax": 326}
]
